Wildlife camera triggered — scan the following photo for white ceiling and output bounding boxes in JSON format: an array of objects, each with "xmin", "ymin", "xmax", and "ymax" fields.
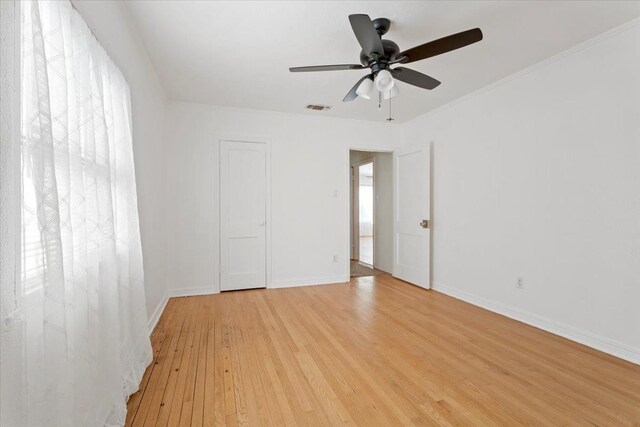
[{"xmin": 124, "ymin": 1, "xmax": 640, "ymax": 123}]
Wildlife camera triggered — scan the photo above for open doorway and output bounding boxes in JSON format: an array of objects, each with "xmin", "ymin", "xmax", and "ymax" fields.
[{"xmin": 350, "ymin": 150, "xmax": 393, "ymax": 278}]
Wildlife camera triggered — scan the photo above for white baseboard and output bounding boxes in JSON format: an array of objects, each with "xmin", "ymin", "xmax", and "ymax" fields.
[
  {"xmin": 432, "ymin": 282, "xmax": 640, "ymax": 365},
  {"xmin": 165, "ymin": 276, "xmax": 348, "ymax": 299},
  {"xmin": 269, "ymin": 275, "xmax": 348, "ymax": 289},
  {"xmin": 168, "ymin": 286, "xmax": 220, "ymax": 298},
  {"xmin": 147, "ymin": 292, "xmax": 168, "ymax": 335}
]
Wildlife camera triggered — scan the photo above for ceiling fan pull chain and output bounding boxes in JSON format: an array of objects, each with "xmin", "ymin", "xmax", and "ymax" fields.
[{"xmin": 378, "ymin": 91, "xmax": 382, "ymax": 110}]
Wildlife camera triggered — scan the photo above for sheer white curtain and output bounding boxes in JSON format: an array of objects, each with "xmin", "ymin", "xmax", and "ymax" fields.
[{"xmin": 18, "ymin": 0, "xmax": 152, "ymax": 425}]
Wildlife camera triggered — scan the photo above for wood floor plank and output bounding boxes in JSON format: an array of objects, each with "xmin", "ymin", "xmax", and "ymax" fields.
[
  {"xmin": 153, "ymin": 299, "xmax": 195, "ymax": 427},
  {"xmin": 179, "ymin": 299, "xmax": 207, "ymax": 427},
  {"xmin": 202, "ymin": 306, "xmax": 217, "ymax": 427},
  {"xmin": 212, "ymin": 307, "xmax": 227, "ymax": 427},
  {"xmin": 191, "ymin": 325, "xmax": 210, "ymax": 427},
  {"xmin": 167, "ymin": 298, "xmax": 201, "ymax": 427},
  {"xmin": 221, "ymin": 321, "xmax": 239, "ymax": 427},
  {"xmin": 126, "ymin": 275, "xmax": 640, "ymax": 426},
  {"xmin": 229, "ymin": 304, "xmax": 270, "ymax": 426},
  {"xmin": 143, "ymin": 301, "xmax": 195, "ymax": 427},
  {"xmin": 126, "ymin": 298, "xmax": 180, "ymax": 425},
  {"xmin": 132, "ymin": 311, "xmax": 187, "ymax": 427}
]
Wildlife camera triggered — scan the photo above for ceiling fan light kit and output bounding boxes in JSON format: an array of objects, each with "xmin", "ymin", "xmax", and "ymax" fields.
[
  {"xmin": 289, "ymin": 13, "xmax": 483, "ymax": 117},
  {"xmin": 374, "ymin": 69, "xmax": 395, "ymax": 92},
  {"xmin": 356, "ymin": 76, "xmax": 374, "ymax": 99}
]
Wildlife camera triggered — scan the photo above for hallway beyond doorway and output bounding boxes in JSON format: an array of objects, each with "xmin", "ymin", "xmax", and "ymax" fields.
[
  {"xmin": 349, "ymin": 150, "xmax": 393, "ymax": 274},
  {"xmin": 359, "ymin": 236, "xmax": 373, "ymax": 266}
]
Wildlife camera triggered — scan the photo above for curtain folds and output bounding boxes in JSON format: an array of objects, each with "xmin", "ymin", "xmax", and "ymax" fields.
[{"xmin": 18, "ymin": 0, "xmax": 152, "ymax": 425}]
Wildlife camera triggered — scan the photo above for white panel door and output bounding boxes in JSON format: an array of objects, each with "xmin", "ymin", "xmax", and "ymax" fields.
[
  {"xmin": 220, "ymin": 140, "xmax": 266, "ymax": 291},
  {"xmin": 394, "ymin": 143, "xmax": 430, "ymax": 288}
]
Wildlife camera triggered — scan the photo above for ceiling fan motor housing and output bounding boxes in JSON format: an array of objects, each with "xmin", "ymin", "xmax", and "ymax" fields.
[{"xmin": 359, "ymin": 39, "xmax": 401, "ymax": 71}]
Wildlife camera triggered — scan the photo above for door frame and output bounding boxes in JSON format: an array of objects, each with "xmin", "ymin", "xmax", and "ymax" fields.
[
  {"xmin": 217, "ymin": 134, "xmax": 272, "ymax": 291},
  {"xmin": 345, "ymin": 147, "xmax": 394, "ymax": 279},
  {"xmin": 351, "ymin": 158, "xmax": 375, "ymax": 266},
  {"xmin": 351, "ymin": 165, "xmax": 358, "ymax": 261}
]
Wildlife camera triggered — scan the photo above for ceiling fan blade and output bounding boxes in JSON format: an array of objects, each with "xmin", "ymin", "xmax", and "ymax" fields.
[
  {"xmin": 343, "ymin": 75, "xmax": 371, "ymax": 102},
  {"xmin": 289, "ymin": 64, "xmax": 365, "ymax": 72},
  {"xmin": 392, "ymin": 67, "xmax": 441, "ymax": 90},
  {"xmin": 348, "ymin": 14, "xmax": 384, "ymax": 58},
  {"xmin": 399, "ymin": 28, "xmax": 483, "ymax": 63}
]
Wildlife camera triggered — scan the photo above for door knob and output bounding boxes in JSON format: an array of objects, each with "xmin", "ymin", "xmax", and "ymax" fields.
[
  {"xmin": 259, "ymin": 221, "xmax": 266, "ymax": 226},
  {"xmin": 420, "ymin": 219, "xmax": 429, "ymax": 229}
]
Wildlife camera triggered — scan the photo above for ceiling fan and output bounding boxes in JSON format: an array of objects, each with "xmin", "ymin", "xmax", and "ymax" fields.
[{"xmin": 289, "ymin": 14, "xmax": 483, "ymax": 102}]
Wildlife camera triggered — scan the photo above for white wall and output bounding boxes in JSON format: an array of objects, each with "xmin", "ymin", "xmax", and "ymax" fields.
[
  {"xmin": 402, "ymin": 21, "xmax": 640, "ymax": 363},
  {"xmin": 164, "ymin": 103, "xmax": 400, "ymax": 294},
  {"xmin": 72, "ymin": 1, "xmax": 168, "ymax": 322},
  {"xmin": 350, "ymin": 150, "xmax": 394, "ymax": 272}
]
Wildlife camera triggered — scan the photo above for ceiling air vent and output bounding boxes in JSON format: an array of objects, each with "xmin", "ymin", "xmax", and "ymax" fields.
[{"xmin": 305, "ymin": 104, "xmax": 332, "ymax": 111}]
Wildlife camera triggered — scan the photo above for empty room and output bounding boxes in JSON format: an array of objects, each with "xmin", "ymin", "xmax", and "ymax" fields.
[{"xmin": 1, "ymin": 1, "xmax": 640, "ymax": 426}]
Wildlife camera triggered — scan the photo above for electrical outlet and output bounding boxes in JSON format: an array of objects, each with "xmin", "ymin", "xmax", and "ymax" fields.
[{"xmin": 516, "ymin": 277, "xmax": 524, "ymax": 289}]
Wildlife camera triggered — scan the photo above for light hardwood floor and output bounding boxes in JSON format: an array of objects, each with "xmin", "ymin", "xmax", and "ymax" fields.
[{"xmin": 126, "ymin": 275, "xmax": 640, "ymax": 426}]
